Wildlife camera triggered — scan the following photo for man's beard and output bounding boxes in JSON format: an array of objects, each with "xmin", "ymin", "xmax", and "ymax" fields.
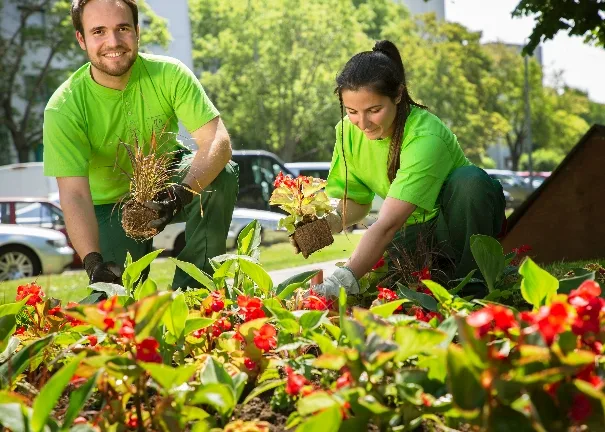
[{"xmin": 88, "ymin": 47, "xmax": 138, "ymax": 77}]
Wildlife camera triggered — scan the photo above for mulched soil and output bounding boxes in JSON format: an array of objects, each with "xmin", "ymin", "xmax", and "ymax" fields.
[{"xmin": 232, "ymin": 393, "xmax": 291, "ymax": 432}]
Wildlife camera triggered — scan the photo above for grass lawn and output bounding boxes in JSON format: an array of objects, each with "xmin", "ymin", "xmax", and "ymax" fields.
[{"xmin": 0, "ymin": 233, "xmax": 364, "ymax": 304}]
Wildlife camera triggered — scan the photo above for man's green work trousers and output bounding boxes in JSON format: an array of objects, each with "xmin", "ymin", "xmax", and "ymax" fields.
[
  {"xmin": 94, "ymin": 153, "xmax": 239, "ymax": 289},
  {"xmin": 389, "ymin": 165, "xmax": 506, "ymax": 293}
]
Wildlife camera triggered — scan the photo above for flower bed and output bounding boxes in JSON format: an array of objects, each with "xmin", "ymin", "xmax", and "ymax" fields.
[{"xmin": 1, "ymin": 223, "xmax": 605, "ymax": 431}]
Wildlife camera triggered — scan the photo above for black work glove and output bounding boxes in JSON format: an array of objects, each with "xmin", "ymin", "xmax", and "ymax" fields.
[
  {"xmin": 83, "ymin": 252, "xmax": 123, "ymax": 285},
  {"xmin": 144, "ymin": 184, "xmax": 194, "ymax": 232}
]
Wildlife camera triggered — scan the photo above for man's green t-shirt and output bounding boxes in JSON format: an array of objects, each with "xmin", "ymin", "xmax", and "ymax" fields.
[
  {"xmin": 43, "ymin": 53, "xmax": 219, "ymax": 205},
  {"xmin": 326, "ymin": 107, "xmax": 472, "ymax": 225}
]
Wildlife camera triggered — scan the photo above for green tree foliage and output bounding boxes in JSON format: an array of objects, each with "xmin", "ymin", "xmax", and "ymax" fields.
[
  {"xmin": 513, "ymin": 0, "xmax": 605, "ymax": 55},
  {"xmin": 190, "ymin": 0, "xmax": 370, "ymax": 162},
  {"xmin": 0, "ymin": 0, "xmax": 169, "ymax": 162},
  {"xmin": 519, "ymin": 148, "xmax": 565, "ymax": 171}
]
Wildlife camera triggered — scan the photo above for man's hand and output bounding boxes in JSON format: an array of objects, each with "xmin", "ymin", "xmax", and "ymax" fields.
[
  {"xmin": 311, "ymin": 266, "xmax": 359, "ymax": 298},
  {"xmin": 144, "ymin": 184, "xmax": 194, "ymax": 232},
  {"xmin": 83, "ymin": 252, "xmax": 123, "ymax": 284}
]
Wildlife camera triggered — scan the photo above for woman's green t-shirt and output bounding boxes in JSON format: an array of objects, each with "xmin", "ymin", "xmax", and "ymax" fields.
[{"xmin": 326, "ymin": 107, "xmax": 472, "ymax": 225}]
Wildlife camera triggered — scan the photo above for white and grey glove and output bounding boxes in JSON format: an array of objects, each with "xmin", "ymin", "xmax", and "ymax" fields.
[{"xmin": 312, "ymin": 266, "xmax": 359, "ymax": 298}]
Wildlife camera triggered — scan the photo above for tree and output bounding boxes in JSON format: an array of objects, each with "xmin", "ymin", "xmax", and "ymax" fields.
[
  {"xmin": 482, "ymin": 43, "xmax": 548, "ymax": 170},
  {"xmin": 383, "ymin": 15, "xmax": 509, "ymax": 162},
  {"xmin": 0, "ymin": 0, "xmax": 169, "ymax": 163},
  {"xmin": 190, "ymin": 0, "xmax": 371, "ymax": 162},
  {"xmin": 513, "ymin": 0, "xmax": 605, "ymax": 55}
]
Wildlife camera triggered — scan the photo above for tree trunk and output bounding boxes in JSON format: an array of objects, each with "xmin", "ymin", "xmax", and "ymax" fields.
[{"xmin": 12, "ymin": 132, "xmax": 30, "ymax": 163}]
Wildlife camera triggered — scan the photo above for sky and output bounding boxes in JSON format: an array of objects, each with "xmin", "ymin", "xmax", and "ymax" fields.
[{"xmin": 444, "ymin": 0, "xmax": 605, "ymax": 104}]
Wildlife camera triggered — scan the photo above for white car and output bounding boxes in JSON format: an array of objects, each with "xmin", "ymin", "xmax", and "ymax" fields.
[
  {"xmin": 0, "ymin": 225, "xmax": 74, "ymax": 281},
  {"xmin": 153, "ymin": 207, "xmax": 289, "ymax": 256}
]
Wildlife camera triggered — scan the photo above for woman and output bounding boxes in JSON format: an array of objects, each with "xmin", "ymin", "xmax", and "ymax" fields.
[{"xmin": 312, "ymin": 40, "xmax": 505, "ymax": 298}]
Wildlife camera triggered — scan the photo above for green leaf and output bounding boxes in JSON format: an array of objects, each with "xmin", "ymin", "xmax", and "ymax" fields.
[
  {"xmin": 238, "ymin": 259, "xmax": 273, "ymax": 293},
  {"xmin": 163, "ymin": 293, "xmax": 188, "ymax": 339},
  {"xmin": 0, "ymin": 403, "xmax": 28, "ymax": 432},
  {"xmin": 87, "ymin": 282, "xmax": 127, "ymax": 297},
  {"xmin": 369, "ymin": 299, "xmax": 407, "ymax": 317},
  {"xmin": 558, "ymin": 269, "xmax": 595, "ymax": 295},
  {"xmin": 242, "ymin": 379, "xmax": 285, "ymax": 405},
  {"xmin": 122, "ymin": 249, "xmax": 163, "ymax": 291},
  {"xmin": 237, "ymin": 220, "xmax": 261, "ymax": 260},
  {"xmin": 140, "ymin": 363, "xmax": 197, "ymax": 389},
  {"xmin": 0, "ymin": 334, "xmax": 54, "ymax": 388},
  {"xmin": 519, "ymin": 258, "xmax": 559, "ymax": 309},
  {"xmin": 447, "ymin": 344, "xmax": 486, "ymax": 411},
  {"xmin": 276, "ymin": 270, "xmax": 320, "ymax": 299},
  {"xmin": 358, "ymin": 395, "xmax": 391, "ymax": 414},
  {"xmin": 171, "ymin": 258, "xmax": 217, "ymax": 290},
  {"xmin": 31, "ymin": 353, "xmax": 85, "ymax": 432},
  {"xmin": 311, "ymin": 333, "xmax": 337, "ymax": 354},
  {"xmin": 297, "ymin": 391, "xmax": 337, "ymax": 416},
  {"xmin": 422, "ymin": 280, "xmax": 452, "ymax": 305},
  {"xmin": 397, "ymin": 284, "xmax": 438, "ymax": 312},
  {"xmin": 0, "ymin": 315, "xmax": 17, "ymax": 352},
  {"xmin": 450, "ymin": 269, "xmax": 476, "ymax": 295},
  {"xmin": 199, "ymin": 356, "xmax": 233, "ymax": 387},
  {"xmin": 296, "ymin": 404, "xmax": 342, "ymax": 432},
  {"xmin": 299, "ymin": 311, "xmax": 327, "ymax": 331},
  {"xmin": 189, "ymin": 383, "xmax": 235, "ymax": 417},
  {"xmin": 0, "ymin": 297, "xmax": 28, "ymax": 317},
  {"xmin": 417, "ymin": 348, "xmax": 447, "ymax": 382},
  {"xmin": 487, "ymin": 404, "xmax": 536, "ymax": 432},
  {"xmin": 470, "ymin": 234, "xmax": 505, "ymax": 292},
  {"xmin": 133, "ymin": 277, "xmax": 158, "ymax": 300},
  {"xmin": 134, "ymin": 292, "xmax": 174, "ymax": 342},
  {"xmin": 184, "ymin": 317, "xmax": 215, "ymax": 336},
  {"xmin": 62, "ymin": 371, "xmax": 100, "ymax": 429},
  {"xmin": 395, "ymin": 326, "xmax": 447, "ymax": 362},
  {"xmin": 0, "ymin": 337, "xmax": 20, "ymax": 363}
]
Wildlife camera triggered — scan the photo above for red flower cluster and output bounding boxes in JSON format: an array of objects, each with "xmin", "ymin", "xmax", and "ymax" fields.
[
  {"xmin": 118, "ymin": 317, "xmax": 136, "ymax": 341},
  {"xmin": 411, "ymin": 306, "xmax": 443, "ymax": 324},
  {"xmin": 16, "ymin": 282, "xmax": 45, "ymax": 306},
  {"xmin": 411, "ymin": 267, "xmax": 432, "ymax": 282},
  {"xmin": 238, "ymin": 295, "xmax": 266, "ymax": 321},
  {"xmin": 302, "ymin": 289, "xmax": 333, "ymax": 311},
  {"xmin": 284, "ymin": 366, "xmax": 310, "ymax": 396},
  {"xmin": 467, "ymin": 304, "xmax": 517, "ymax": 338},
  {"xmin": 336, "ymin": 369, "xmax": 353, "ymax": 389},
  {"xmin": 376, "ymin": 287, "xmax": 403, "ymax": 312},
  {"xmin": 244, "ymin": 357, "xmax": 257, "ymax": 370},
  {"xmin": 511, "ymin": 244, "xmax": 532, "ymax": 265},
  {"xmin": 253, "ymin": 324, "xmax": 277, "ymax": 351},
  {"xmin": 136, "ymin": 337, "xmax": 162, "ymax": 363},
  {"xmin": 273, "ymin": 171, "xmax": 298, "ymax": 189}
]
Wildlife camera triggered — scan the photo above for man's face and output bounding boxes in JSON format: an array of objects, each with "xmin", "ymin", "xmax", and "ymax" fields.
[{"xmin": 76, "ymin": 0, "xmax": 139, "ymax": 78}]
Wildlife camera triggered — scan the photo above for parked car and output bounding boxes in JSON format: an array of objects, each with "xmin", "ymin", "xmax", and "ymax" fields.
[
  {"xmin": 0, "ymin": 162, "xmax": 58, "ymax": 198},
  {"xmin": 285, "ymin": 161, "xmax": 330, "ymax": 179},
  {"xmin": 0, "ymin": 224, "xmax": 74, "ymax": 281},
  {"xmin": 153, "ymin": 207, "xmax": 289, "ymax": 256},
  {"xmin": 0, "ymin": 197, "xmax": 81, "ymax": 267}
]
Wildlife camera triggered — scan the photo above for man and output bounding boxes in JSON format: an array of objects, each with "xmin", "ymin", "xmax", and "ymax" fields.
[{"xmin": 43, "ymin": 0, "xmax": 238, "ymax": 296}]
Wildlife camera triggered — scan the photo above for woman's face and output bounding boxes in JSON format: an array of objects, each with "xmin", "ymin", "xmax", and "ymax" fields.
[{"xmin": 341, "ymin": 87, "xmax": 400, "ymax": 140}]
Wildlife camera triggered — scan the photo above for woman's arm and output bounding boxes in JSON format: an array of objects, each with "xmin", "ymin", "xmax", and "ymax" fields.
[
  {"xmin": 326, "ymin": 198, "xmax": 372, "ymax": 233},
  {"xmin": 345, "ymin": 197, "xmax": 416, "ymax": 278}
]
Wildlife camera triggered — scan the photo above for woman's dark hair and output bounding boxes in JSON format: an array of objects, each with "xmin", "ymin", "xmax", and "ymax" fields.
[
  {"xmin": 335, "ymin": 40, "xmax": 426, "ymax": 183},
  {"xmin": 71, "ymin": 0, "xmax": 139, "ymax": 36}
]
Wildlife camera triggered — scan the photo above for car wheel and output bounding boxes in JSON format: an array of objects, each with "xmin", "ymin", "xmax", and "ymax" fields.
[
  {"xmin": 173, "ymin": 233, "xmax": 186, "ymax": 257},
  {"xmin": 0, "ymin": 245, "xmax": 42, "ymax": 282}
]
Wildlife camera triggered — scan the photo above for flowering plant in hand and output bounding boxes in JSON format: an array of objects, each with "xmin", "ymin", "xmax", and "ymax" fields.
[{"xmin": 269, "ymin": 172, "xmax": 333, "ymax": 233}]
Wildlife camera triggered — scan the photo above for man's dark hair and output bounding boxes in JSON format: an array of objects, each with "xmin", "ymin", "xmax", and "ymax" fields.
[
  {"xmin": 335, "ymin": 40, "xmax": 427, "ymax": 183},
  {"xmin": 71, "ymin": 0, "xmax": 139, "ymax": 35}
]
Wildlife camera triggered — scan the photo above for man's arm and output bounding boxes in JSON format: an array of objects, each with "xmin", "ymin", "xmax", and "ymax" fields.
[
  {"xmin": 183, "ymin": 116, "xmax": 232, "ymax": 192},
  {"xmin": 56, "ymin": 177, "xmax": 100, "ymax": 259}
]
